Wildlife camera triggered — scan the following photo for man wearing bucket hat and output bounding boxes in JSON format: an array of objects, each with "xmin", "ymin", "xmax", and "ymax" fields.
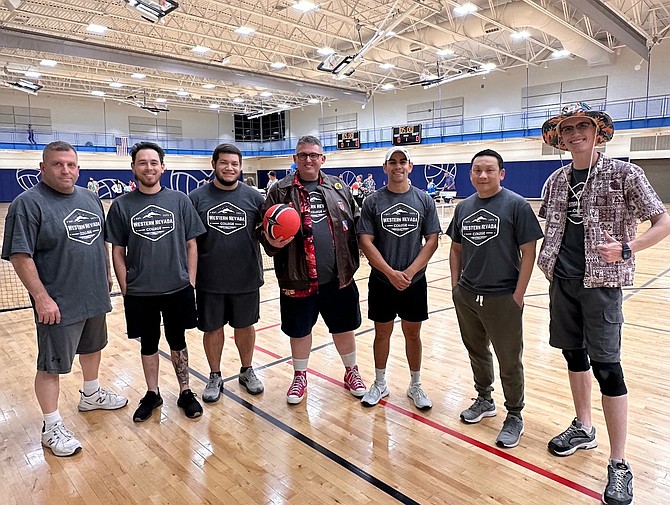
[{"xmin": 539, "ymin": 103, "xmax": 670, "ymax": 505}]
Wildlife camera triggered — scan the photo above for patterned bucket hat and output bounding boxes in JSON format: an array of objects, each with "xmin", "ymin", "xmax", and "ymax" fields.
[{"xmin": 541, "ymin": 102, "xmax": 614, "ymax": 151}]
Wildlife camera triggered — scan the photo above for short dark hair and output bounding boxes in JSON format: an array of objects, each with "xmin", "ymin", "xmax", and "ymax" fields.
[
  {"xmin": 296, "ymin": 135, "xmax": 322, "ymax": 152},
  {"xmin": 212, "ymin": 143, "xmax": 242, "ymax": 164},
  {"xmin": 471, "ymin": 149, "xmax": 503, "ymax": 169},
  {"xmin": 268, "ymin": 170, "xmax": 276, "ymax": 177},
  {"xmin": 43, "ymin": 141, "xmax": 76, "ymax": 161},
  {"xmin": 130, "ymin": 142, "xmax": 165, "ymax": 163}
]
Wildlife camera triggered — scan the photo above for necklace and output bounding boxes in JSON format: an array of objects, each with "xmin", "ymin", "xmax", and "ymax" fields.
[{"xmin": 563, "ymin": 154, "xmax": 599, "ymax": 220}]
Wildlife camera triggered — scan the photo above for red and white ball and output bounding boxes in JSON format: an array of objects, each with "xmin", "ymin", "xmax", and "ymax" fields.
[{"xmin": 263, "ymin": 204, "xmax": 301, "ymax": 240}]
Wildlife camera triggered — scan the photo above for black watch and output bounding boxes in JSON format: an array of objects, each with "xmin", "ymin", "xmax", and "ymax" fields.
[{"xmin": 622, "ymin": 242, "xmax": 632, "ymax": 260}]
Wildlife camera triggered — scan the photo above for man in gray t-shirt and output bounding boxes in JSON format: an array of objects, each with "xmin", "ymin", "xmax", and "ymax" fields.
[
  {"xmin": 1, "ymin": 141, "xmax": 127, "ymax": 457},
  {"xmin": 447, "ymin": 149, "xmax": 543, "ymax": 449},
  {"xmin": 106, "ymin": 141, "xmax": 206, "ymax": 422},
  {"xmin": 358, "ymin": 146, "xmax": 440, "ymax": 411},
  {"xmin": 188, "ymin": 144, "xmax": 265, "ymax": 402}
]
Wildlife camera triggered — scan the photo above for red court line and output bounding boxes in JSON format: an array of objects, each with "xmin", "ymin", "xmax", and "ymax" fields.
[{"xmin": 252, "ymin": 276, "xmax": 600, "ymax": 500}]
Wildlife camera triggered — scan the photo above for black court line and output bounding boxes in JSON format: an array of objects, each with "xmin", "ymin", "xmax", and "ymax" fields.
[{"xmin": 156, "ymin": 346, "xmax": 420, "ymax": 505}]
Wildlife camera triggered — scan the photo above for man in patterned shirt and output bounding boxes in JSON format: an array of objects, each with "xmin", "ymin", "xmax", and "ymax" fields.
[{"xmin": 539, "ymin": 103, "xmax": 670, "ymax": 505}]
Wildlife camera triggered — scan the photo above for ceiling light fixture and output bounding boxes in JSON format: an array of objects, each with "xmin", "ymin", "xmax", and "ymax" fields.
[
  {"xmin": 552, "ymin": 49, "xmax": 571, "ymax": 58},
  {"xmin": 155, "ymin": 97, "xmax": 167, "ymax": 103},
  {"xmin": 317, "ymin": 47, "xmax": 335, "ymax": 56},
  {"xmin": 192, "ymin": 45, "xmax": 210, "ymax": 54},
  {"xmin": 39, "ymin": 59, "xmax": 58, "ymax": 67},
  {"xmin": 176, "ymin": 89, "xmax": 189, "ymax": 96},
  {"xmin": 292, "ymin": 1, "xmax": 318, "ymax": 12},
  {"xmin": 511, "ymin": 30, "xmax": 530, "ymax": 40},
  {"xmin": 208, "ymin": 104, "xmax": 220, "ymax": 109},
  {"xmin": 131, "ymin": 73, "xmax": 146, "ymax": 79},
  {"xmin": 91, "ymin": 90, "xmax": 106, "ymax": 97},
  {"xmin": 379, "ymin": 63, "xmax": 395, "ymax": 69},
  {"xmin": 270, "ymin": 61, "xmax": 287, "ymax": 69},
  {"xmin": 86, "ymin": 24, "xmax": 108, "ymax": 35},
  {"xmin": 235, "ymin": 26, "xmax": 256, "ymax": 35},
  {"xmin": 437, "ymin": 48, "xmax": 455, "ymax": 56},
  {"xmin": 233, "ymin": 97, "xmax": 245, "ymax": 103},
  {"xmin": 109, "ymin": 82, "xmax": 124, "ymax": 88},
  {"xmin": 381, "ymin": 83, "xmax": 394, "ymax": 90},
  {"xmin": 259, "ymin": 91, "xmax": 273, "ymax": 97},
  {"xmin": 202, "ymin": 83, "xmax": 216, "ymax": 89},
  {"xmin": 454, "ymin": 2, "xmax": 478, "ymax": 16},
  {"xmin": 307, "ymin": 98, "xmax": 320, "ymax": 104},
  {"xmin": 23, "ymin": 71, "xmax": 40, "ymax": 78}
]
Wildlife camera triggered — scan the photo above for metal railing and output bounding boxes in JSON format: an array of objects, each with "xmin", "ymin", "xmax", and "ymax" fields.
[{"xmin": 1, "ymin": 94, "xmax": 668, "ymax": 155}]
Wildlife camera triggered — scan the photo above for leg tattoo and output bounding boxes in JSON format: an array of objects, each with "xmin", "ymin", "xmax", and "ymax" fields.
[{"xmin": 171, "ymin": 348, "xmax": 190, "ymax": 390}]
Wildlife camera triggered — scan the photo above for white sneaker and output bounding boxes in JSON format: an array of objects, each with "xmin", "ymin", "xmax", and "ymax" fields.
[
  {"xmin": 78, "ymin": 387, "xmax": 128, "ymax": 411},
  {"xmin": 361, "ymin": 381, "xmax": 389, "ymax": 407},
  {"xmin": 42, "ymin": 422, "xmax": 82, "ymax": 457},
  {"xmin": 407, "ymin": 382, "xmax": 432, "ymax": 410}
]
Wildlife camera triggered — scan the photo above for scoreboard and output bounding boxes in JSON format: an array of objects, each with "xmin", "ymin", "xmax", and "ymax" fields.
[
  {"xmin": 337, "ymin": 130, "xmax": 361, "ymax": 150},
  {"xmin": 392, "ymin": 124, "xmax": 422, "ymax": 146}
]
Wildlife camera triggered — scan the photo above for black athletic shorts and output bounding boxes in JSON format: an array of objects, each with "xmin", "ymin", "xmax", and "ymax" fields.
[
  {"xmin": 368, "ymin": 274, "xmax": 428, "ymax": 323},
  {"xmin": 196, "ymin": 290, "xmax": 260, "ymax": 332},
  {"xmin": 280, "ymin": 280, "xmax": 361, "ymax": 338},
  {"xmin": 124, "ymin": 284, "xmax": 196, "ymax": 354}
]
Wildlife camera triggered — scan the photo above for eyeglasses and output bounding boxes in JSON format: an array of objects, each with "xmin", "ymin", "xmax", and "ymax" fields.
[
  {"xmin": 559, "ymin": 121, "xmax": 594, "ymax": 136},
  {"xmin": 296, "ymin": 152, "xmax": 323, "ymax": 161}
]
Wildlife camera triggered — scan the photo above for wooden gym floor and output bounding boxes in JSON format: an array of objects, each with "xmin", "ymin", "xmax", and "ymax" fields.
[{"xmin": 0, "ymin": 202, "xmax": 669, "ymax": 504}]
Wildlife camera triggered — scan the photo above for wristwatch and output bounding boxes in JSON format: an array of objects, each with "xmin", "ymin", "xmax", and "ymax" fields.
[{"xmin": 622, "ymin": 242, "xmax": 632, "ymax": 260}]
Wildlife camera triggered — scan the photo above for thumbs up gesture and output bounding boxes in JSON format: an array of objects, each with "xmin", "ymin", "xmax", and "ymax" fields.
[{"xmin": 596, "ymin": 230, "xmax": 622, "ymax": 263}]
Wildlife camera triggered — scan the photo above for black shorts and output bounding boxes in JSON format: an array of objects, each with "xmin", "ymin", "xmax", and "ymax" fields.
[
  {"xmin": 368, "ymin": 274, "xmax": 428, "ymax": 323},
  {"xmin": 124, "ymin": 285, "xmax": 196, "ymax": 354},
  {"xmin": 280, "ymin": 280, "xmax": 361, "ymax": 338},
  {"xmin": 196, "ymin": 290, "xmax": 260, "ymax": 332},
  {"xmin": 549, "ymin": 277, "xmax": 623, "ymax": 363}
]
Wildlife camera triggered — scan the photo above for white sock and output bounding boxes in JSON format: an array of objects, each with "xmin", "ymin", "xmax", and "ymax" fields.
[
  {"xmin": 292, "ymin": 358, "xmax": 309, "ymax": 373},
  {"xmin": 83, "ymin": 379, "xmax": 100, "ymax": 396},
  {"xmin": 43, "ymin": 411, "xmax": 62, "ymax": 430},
  {"xmin": 340, "ymin": 351, "xmax": 357, "ymax": 369},
  {"xmin": 375, "ymin": 368, "xmax": 387, "ymax": 384},
  {"xmin": 410, "ymin": 370, "xmax": 421, "ymax": 384}
]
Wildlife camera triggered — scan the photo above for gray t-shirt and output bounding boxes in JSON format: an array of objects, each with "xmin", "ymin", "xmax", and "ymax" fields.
[
  {"xmin": 189, "ymin": 182, "xmax": 264, "ymax": 294},
  {"xmin": 447, "ymin": 188, "xmax": 544, "ymax": 295},
  {"xmin": 302, "ymin": 179, "xmax": 336, "ymax": 285},
  {"xmin": 2, "ymin": 182, "xmax": 111, "ymax": 325},
  {"xmin": 105, "ymin": 187, "xmax": 206, "ymax": 295},
  {"xmin": 358, "ymin": 186, "xmax": 441, "ymax": 286}
]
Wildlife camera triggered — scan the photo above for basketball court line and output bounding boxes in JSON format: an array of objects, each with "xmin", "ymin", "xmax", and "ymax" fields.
[{"xmin": 147, "ymin": 273, "xmax": 604, "ymax": 502}]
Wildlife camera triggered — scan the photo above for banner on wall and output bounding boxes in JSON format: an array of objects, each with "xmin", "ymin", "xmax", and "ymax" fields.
[{"xmin": 115, "ymin": 136, "xmax": 128, "ymax": 156}]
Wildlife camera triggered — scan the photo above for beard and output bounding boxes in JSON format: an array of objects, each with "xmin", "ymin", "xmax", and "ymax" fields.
[{"xmin": 215, "ymin": 173, "xmax": 238, "ymax": 187}]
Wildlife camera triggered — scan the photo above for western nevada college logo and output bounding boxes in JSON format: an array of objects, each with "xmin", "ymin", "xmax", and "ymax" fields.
[
  {"xmin": 131, "ymin": 205, "xmax": 175, "ymax": 242},
  {"xmin": 461, "ymin": 209, "xmax": 499, "ymax": 246},
  {"xmin": 207, "ymin": 202, "xmax": 247, "ymax": 235},
  {"xmin": 63, "ymin": 209, "xmax": 102, "ymax": 245},
  {"xmin": 381, "ymin": 203, "xmax": 420, "ymax": 238}
]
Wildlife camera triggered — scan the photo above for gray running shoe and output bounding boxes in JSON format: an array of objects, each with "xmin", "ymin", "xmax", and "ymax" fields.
[
  {"xmin": 361, "ymin": 381, "xmax": 389, "ymax": 407},
  {"xmin": 203, "ymin": 373, "xmax": 223, "ymax": 403},
  {"xmin": 602, "ymin": 460, "xmax": 633, "ymax": 505},
  {"xmin": 460, "ymin": 397, "xmax": 496, "ymax": 423},
  {"xmin": 239, "ymin": 367, "xmax": 264, "ymax": 395},
  {"xmin": 407, "ymin": 382, "xmax": 432, "ymax": 410},
  {"xmin": 496, "ymin": 414, "xmax": 524, "ymax": 448},
  {"xmin": 548, "ymin": 418, "xmax": 597, "ymax": 456}
]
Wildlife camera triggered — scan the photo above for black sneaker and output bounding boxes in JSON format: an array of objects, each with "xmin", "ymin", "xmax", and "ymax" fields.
[
  {"xmin": 602, "ymin": 460, "xmax": 633, "ymax": 505},
  {"xmin": 133, "ymin": 390, "xmax": 163, "ymax": 422},
  {"xmin": 177, "ymin": 389, "xmax": 203, "ymax": 419}
]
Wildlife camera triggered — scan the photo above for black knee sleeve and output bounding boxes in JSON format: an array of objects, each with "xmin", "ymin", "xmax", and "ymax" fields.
[
  {"xmin": 591, "ymin": 361, "xmax": 627, "ymax": 397},
  {"xmin": 562, "ymin": 348, "xmax": 590, "ymax": 372}
]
